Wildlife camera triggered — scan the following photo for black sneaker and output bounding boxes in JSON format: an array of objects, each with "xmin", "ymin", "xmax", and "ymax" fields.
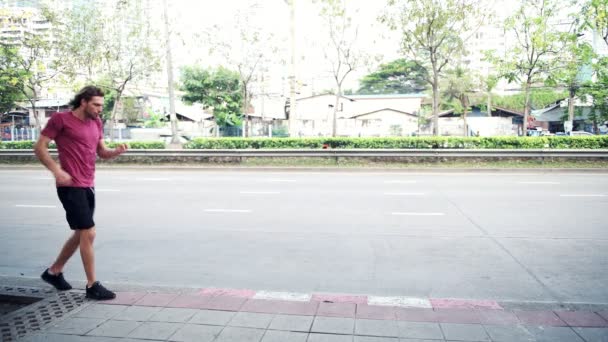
[
  {"xmin": 41, "ymin": 268, "xmax": 72, "ymax": 291},
  {"xmin": 86, "ymin": 281, "xmax": 116, "ymax": 300}
]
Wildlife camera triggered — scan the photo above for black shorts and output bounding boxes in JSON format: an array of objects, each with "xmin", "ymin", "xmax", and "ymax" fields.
[{"xmin": 57, "ymin": 187, "xmax": 95, "ymax": 230}]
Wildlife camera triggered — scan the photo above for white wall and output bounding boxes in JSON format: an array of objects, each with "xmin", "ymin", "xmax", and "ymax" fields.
[{"xmin": 467, "ymin": 117, "xmax": 518, "ymax": 136}]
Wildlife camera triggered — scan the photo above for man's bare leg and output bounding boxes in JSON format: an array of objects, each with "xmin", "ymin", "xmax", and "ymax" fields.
[
  {"xmin": 48, "ymin": 230, "xmax": 81, "ymax": 274},
  {"xmin": 80, "ymin": 227, "xmax": 115, "ymax": 300},
  {"xmin": 79, "ymin": 227, "xmax": 96, "ymax": 287}
]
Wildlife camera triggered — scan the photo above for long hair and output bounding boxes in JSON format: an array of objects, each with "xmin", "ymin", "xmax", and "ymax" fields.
[{"xmin": 69, "ymin": 86, "xmax": 105, "ymax": 109}]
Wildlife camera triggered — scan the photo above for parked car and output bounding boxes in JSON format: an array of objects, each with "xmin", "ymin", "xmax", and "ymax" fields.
[{"xmin": 570, "ymin": 131, "xmax": 594, "ymax": 136}]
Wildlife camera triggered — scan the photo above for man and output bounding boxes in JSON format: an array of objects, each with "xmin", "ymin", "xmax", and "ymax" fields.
[{"xmin": 34, "ymin": 86, "xmax": 127, "ymax": 300}]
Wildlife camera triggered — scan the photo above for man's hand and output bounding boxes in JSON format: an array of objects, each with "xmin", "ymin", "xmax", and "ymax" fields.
[
  {"xmin": 53, "ymin": 168, "xmax": 72, "ymax": 186},
  {"xmin": 114, "ymin": 144, "xmax": 128, "ymax": 157}
]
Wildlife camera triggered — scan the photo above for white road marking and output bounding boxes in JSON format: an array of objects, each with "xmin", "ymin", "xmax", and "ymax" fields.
[
  {"xmin": 384, "ymin": 192, "xmax": 426, "ymax": 196},
  {"xmin": 560, "ymin": 194, "xmax": 606, "ymax": 197},
  {"xmin": 391, "ymin": 212, "xmax": 445, "ymax": 216},
  {"xmin": 384, "ymin": 180, "xmax": 419, "ymax": 184},
  {"xmin": 96, "ymin": 189, "xmax": 121, "ymax": 192},
  {"xmin": 204, "ymin": 209, "xmax": 252, "ymax": 213},
  {"xmin": 136, "ymin": 178, "xmax": 171, "ymax": 181},
  {"xmin": 15, "ymin": 205, "xmax": 56, "ymax": 208},
  {"xmin": 265, "ymin": 179, "xmax": 296, "ymax": 183},
  {"xmin": 240, "ymin": 191, "xmax": 281, "ymax": 195},
  {"xmin": 253, "ymin": 291, "xmax": 311, "ymax": 302},
  {"xmin": 368, "ymin": 296, "xmax": 432, "ymax": 308},
  {"xmin": 518, "ymin": 181, "xmax": 560, "ymax": 185}
]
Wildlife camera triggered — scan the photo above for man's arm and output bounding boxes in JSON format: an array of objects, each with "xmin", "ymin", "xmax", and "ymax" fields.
[
  {"xmin": 97, "ymin": 140, "xmax": 128, "ymax": 160},
  {"xmin": 34, "ymin": 135, "xmax": 72, "ymax": 185}
]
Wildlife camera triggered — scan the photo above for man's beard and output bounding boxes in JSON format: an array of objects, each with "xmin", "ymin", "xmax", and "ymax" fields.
[{"xmin": 85, "ymin": 110, "xmax": 98, "ymax": 119}]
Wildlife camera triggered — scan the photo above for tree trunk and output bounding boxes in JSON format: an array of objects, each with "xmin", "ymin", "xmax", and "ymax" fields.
[
  {"xmin": 288, "ymin": 0, "xmax": 296, "ymax": 137},
  {"xmin": 487, "ymin": 92, "xmax": 492, "ymax": 117},
  {"xmin": 462, "ymin": 105, "xmax": 468, "ymax": 137},
  {"xmin": 568, "ymin": 87, "xmax": 575, "ymax": 123},
  {"xmin": 109, "ymin": 89, "xmax": 123, "ymax": 143},
  {"xmin": 432, "ymin": 80, "xmax": 439, "ymax": 136},
  {"xmin": 523, "ymin": 81, "xmax": 531, "ymax": 136},
  {"xmin": 242, "ymin": 86, "xmax": 248, "ymax": 138},
  {"xmin": 31, "ymin": 100, "xmax": 40, "ymax": 132},
  {"xmin": 31, "ymin": 88, "xmax": 41, "ymax": 132},
  {"xmin": 332, "ymin": 86, "xmax": 340, "ymax": 137}
]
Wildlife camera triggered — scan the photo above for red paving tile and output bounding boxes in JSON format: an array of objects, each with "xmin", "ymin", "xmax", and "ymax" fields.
[
  {"xmin": 202, "ymin": 295, "xmax": 247, "ymax": 311},
  {"xmin": 278, "ymin": 300, "xmax": 319, "ymax": 316},
  {"xmin": 433, "ymin": 309, "xmax": 481, "ymax": 324},
  {"xmin": 555, "ymin": 311, "xmax": 608, "ymax": 327},
  {"xmin": 514, "ymin": 310, "xmax": 568, "ymax": 326},
  {"xmin": 430, "ymin": 298, "xmax": 502, "ymax": 310},
  {"xmin": 356, "ymin": 304, "xmax": 397, "ymax": 320},
  {"xmin": 395, "ymin": 308, "xmax": 438, "ymax": 322},
  {"xmin": 476, "ymin": 309, "xmax": 520, "ymax": 325},
  {"xmin": 103, "ymin": 292, "xmax": 146, "ymax": 306},
  {"xmin": 134, "ymin": 293, "xmax": 179, "ymax": 307},
  {"xmin": 240, "ymin": 299, "xmax": 285, "ymax": 314},
  {"xmin": 166, "ymin": 294, "xmax": 212, "ymax": 309},
  {"xmin": 317, "ymin": 302, "xmax": 357, "ymax": 318}
]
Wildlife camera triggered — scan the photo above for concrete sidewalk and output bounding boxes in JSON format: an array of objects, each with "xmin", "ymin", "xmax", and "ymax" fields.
[{"xmin": 4, "ymin": 287, "xmax": 608, "ymax": 342}]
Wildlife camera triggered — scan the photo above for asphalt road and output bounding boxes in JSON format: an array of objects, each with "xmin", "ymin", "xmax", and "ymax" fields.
[{"xmin": 1, "ymin": 168, "xmax": 607, "ymax": 305}]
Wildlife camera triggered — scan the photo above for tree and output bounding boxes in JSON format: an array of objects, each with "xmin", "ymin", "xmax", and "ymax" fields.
[
  {"xmin": 98, "ymin": 0, "xmax": 161, "ymax": 141},
  {"xmin": 208, "ymin": 3, "xmax": 279, "ymax": 138},
  {"xmin": 382, "ymin": 0, "xmax": 485, "ymax": 136},
  {"xmin": 492, "ymin": 0, "xmax": 570, "ymax": 135},
  {"xmin": 0, "ymin": 44, "xmax": 28, "ymax": 114},
  {"xmin": 581, "ymin": 0, "xmax": 608, "ymax": 48},
  {"xmin": 441, "ymin": 66, "xmax": 477, "ymax": 136},
  {"xmin": 357, "ymin": 58, "xmax": 428, "ymax": 94},
  {"xmin": 320, "ymin": 0, "xmax": 366, "ymax": 137},
  {"xmin": 56, "ymin": 3, "xmax": 104, "ymax": 82},
  {"xmin": 577, "ymin": 0, "xmax": 608, "ymax": 132},
  {"xmin": 479, "ymin": 74, "xmax": 499, "ymax": 116},
  {"xmin": 491, "ymin": 90, "xmax": 567, "ymax": 113},
  {"xmin": 0, "ymin": 7, "xmax": 62, "ymax": 130},
  {"xmin": 180, "ymin": 66, "xmax": 243, "ymax": 127},
  {"xmin": 579, "ymin": 57, "xmax": 608, "ymax": 133},
  {"xmin": 547, "ymin": 36, "xmax": 595, "ymax": 126}
]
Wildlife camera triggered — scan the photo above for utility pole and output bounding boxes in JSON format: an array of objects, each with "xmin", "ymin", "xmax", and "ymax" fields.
[
  {"xmin": 163, "ymin": 0, "xmax": 180, "ymax": 146},
  {"xmin": 285, "ymin": 0, "xmax": 297, "ymax": 137}
]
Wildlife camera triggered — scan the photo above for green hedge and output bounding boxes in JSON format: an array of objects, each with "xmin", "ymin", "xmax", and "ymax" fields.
[
  {"xmin": 184, "ymin": 136, "xmax": 608, "ymax": 149},
  {"xmin": 0, "ymin": 141, "xmax": 38, "ymax": 149},
  {"xmin": 105, "ymin": 141, "xmax": 165, "ymax": 149},
  {"xmin": 0, "ymin": 141, "xmax": 165, "ymax": 149},
  {"xmin": 3, "ymin": 137, "xmax": 608, "ymax": 149}
]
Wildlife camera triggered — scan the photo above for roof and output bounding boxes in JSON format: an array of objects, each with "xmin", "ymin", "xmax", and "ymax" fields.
[
  {"xmin": 438, "ymin": 109, "xmax": 456, "ymax": 117},
  {"xmin": 493, "ymin": 106, "xmax": 524, "ymax": 116},
  {"xmin": 296, "ymin": 93, "xmax": 426, "ymax": 102},
  {"xmin": 347, "ymin": 94, "xmax": 426, "ymax": 100},
  {"xmin": 23, "ymin": 99, "xmax": 70, "ymax": 108},
  {"xmin": 296, "ymin": 93, "xmax": 355, "ymax": 102},
  {"xmin": 350, "ymin": 108, "xmax": 416, "ymax": 118},
  {"xmin": 164, "ymin": 103, "xmax": 213, "ymax": 121},
  {"xmin": 532, "ymin": 104, "xmax": 594, "ymax": 122}
]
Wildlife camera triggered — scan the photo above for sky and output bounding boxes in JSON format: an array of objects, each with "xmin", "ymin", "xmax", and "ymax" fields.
[
  {"xmin": 7, "ymin": 0, "xmax": 601, "ymax": 100},
  {"xmin": 161, "ymin": 0, "xmax": 402, "ymax": 96}
]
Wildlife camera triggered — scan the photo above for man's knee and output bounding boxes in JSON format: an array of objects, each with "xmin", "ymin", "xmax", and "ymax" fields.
[{"xmin": 79, "ymin": 227, "xmax": 96, "ymax": 244}]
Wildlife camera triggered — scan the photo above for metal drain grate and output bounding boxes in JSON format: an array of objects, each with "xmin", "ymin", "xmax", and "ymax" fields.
[
  {"xmin": 0, "ymin": 291, "xmax": 86, "ymax": 341},
  {"xmin": 0, "ymin": 286, "xmax": 56, "ymax": 299}
]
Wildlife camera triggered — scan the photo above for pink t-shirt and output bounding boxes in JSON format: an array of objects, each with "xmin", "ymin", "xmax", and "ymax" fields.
[{"xmin": 41, "ymin": 112, "xmax": 103, "ymax": 187}]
